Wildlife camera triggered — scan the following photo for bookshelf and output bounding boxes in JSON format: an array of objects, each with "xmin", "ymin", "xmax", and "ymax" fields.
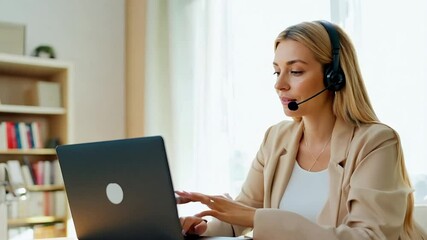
[{"xmin": 0, "ymin": 53, "xmax": 72, "ymax": 238}]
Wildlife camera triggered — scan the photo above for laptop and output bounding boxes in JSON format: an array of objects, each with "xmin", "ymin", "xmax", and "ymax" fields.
[{"xmin": 56, "ymin": 136, "xmax": 251, "ymax": 240}]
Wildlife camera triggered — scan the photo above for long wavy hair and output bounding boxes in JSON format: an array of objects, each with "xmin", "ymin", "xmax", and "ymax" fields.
[{"xmin": 274, "ymin": 21, "xmax": 418, "ymax": 238}]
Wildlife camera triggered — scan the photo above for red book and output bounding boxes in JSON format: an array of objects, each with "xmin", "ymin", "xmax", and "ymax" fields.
[
  {"xmin": 32, "ymin": 161, "xmax": 44, "ymax": 185},
  {"xmin": 44, "ymin": 192, "xmax": 52, "ymax": 216},
  {"xmin": 6, "ymin": 121, "xmax": 17, "ymax": 149}
]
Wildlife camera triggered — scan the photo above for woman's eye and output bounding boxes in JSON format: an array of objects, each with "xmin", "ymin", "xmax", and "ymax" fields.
[
  {"xmin": 290, "ymin": 70, "xmax": 303, "ymax": 76},
  {"xmin": 273, "ymin": 71, "xmax": 280, "ymax": 77}
]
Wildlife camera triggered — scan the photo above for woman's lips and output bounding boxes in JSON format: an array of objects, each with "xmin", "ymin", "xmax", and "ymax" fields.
[{"xmin": 280, "ymin": 97, "xmax": 297, "ymax": 105}]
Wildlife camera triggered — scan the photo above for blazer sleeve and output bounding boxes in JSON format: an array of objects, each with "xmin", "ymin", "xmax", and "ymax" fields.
[{"xmin": 253, "ymin": 125, "xmax": 415, "ymax": 240}]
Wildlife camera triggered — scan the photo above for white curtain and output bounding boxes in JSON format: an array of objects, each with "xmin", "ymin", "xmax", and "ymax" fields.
[
  {"xmin": 144, "ymin": 0, "xmax": 427, "ymax": 217},
  {"xmin": 144, "ymin": 0, "xmax": 329, "ymax": 216},
  {"xmin": 337, "ymin": 0, "xmax": 427, "ymax": 204},
  {"xmin": 144, "ymin": 0, "xmax": 195, "ymax": 191}
]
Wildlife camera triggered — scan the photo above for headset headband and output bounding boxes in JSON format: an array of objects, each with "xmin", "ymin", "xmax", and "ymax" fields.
[{"xmin": 317, "ymin": 20, "xmax": 341, "ymax": 73}]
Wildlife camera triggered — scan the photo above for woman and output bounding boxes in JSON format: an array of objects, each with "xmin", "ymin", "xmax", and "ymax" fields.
[{"xmin": 177, "ymin": 21, "xmax": 426, "ymax": 239}]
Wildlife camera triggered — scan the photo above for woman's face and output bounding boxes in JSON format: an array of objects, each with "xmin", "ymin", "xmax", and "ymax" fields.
[{"xmin": 273, "ymin": 39, "xmax": 332, "ymax": 117}]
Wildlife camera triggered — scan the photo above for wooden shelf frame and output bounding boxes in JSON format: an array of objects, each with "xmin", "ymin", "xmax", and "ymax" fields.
[
  {"xmin": 0, "ymin": 148, "xmax": 57, "ymax": 155},
  {"xmin": 8, "ymin": 216, "xmax": 67, "ymax": 227},
  {"xmin": 0, "ymin": 104, "xmax": 66, "ymax": 115},
  {"xmin": 0, "ymin": 53, "xmax": 72, "ymax": 236},
  {"xmin": 26, "ymin": 185, "xmax": 64, "ymax": 192}
]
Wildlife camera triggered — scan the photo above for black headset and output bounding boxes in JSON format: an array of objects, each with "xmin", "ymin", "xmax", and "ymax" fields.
[{"xmin": 317, "ymin": 20, "xmax": 346, "ymax": 91}]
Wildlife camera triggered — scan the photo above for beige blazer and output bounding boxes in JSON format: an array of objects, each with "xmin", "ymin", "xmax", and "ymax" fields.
[{"xmin": 204, "ymin": 118, "xmax": 427, "ymax": 239}]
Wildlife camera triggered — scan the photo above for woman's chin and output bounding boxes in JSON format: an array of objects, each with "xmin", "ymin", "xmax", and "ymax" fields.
[{"xmin": 282, "ymin": 106, "xmax": 300, "ymax": 118}]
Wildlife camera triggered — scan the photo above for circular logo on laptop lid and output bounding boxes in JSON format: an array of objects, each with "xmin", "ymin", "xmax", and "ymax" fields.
[{"xmin": 106, "ymin": 183, "xmax": 124, "ymax": 204}]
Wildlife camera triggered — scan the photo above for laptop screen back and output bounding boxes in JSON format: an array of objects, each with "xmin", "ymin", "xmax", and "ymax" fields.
[{"xmin": 56, "ymin": 136, "xmax": 183, "ymax": 239}]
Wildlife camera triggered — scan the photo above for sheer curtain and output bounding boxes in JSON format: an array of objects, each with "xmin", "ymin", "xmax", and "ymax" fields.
[
  {"xmin": 338, "ymin": 0, "xmax": 427, "ymax": 204},
  {"xmin": 144, "ymin": 0, "xmax": 427, "ymax": 217},
  {"xmin": 144, "ymin": 0, "xmax": 329, "ymax": 215}
]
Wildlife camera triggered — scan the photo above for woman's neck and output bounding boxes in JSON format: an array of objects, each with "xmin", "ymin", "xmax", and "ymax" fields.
[{"xmin": 302, "ymin": 112, "xmax": 336, "ymax": 144}]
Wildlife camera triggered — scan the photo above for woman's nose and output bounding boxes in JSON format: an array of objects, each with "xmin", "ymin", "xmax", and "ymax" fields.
[{"xmin": 274, "ymin": 74, "xmax": 290, "ymax": 91}]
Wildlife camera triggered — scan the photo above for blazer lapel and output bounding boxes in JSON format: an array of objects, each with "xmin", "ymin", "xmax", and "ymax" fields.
[
  {"xmin": 269, "ymin": 121, "xmax": 304, "ymax": 208},
  {"xmin": 318, "ymin": 118, "xmax": 355, "ymax": 225}
]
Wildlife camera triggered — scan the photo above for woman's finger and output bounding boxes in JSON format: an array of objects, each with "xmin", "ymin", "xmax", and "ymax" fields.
[
  {"xmin": 180, "ymin": 217, "xmax": 190, "ymax": 234},
  {"xmin": 188, "ymin": 192, "xmax": 212, "ymax": 204},
  {"xmin": 175, "ymin": 191, "xmax": 199, "ymax": 204},
  {"xmin": 193, "ymin": 219, "xmax": 208, "ymax": 235},
  {"xmin": 180, "ymin": 216, "xmax": 199, "ymax": 235},
  {"xmin": 176, "ymin": 196, "xmax": 191, "ymax": 204},
  {"xmin": 195, "ymin": 210, "xmax": 219, "ymax": 219},
  {"xmin": 177, "ymin": 191, "xmax": 213, "ymax": 205}
]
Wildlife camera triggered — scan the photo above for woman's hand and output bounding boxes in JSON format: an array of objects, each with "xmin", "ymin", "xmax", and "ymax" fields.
[
  {"xmin": 175, "ymin": 191, "xmax": 255, "ymax": 227},
  {"xmin": 180, "ymin": 216, "xmax": 208, "ymax": 236}
]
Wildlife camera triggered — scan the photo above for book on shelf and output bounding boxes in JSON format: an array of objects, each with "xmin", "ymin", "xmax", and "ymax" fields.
[
  {"xmin": 5, "ymin": 122, "xmax": 17, "ymax": 149},
  {"xmin": 21, "ymin": 164, "xmax": 34, "ymax": 187},
  {"xmin": 30, "ymin": 160, "xmax": 63, "ymax": 186},
  {"xmin": 17, "ymin": 123, "xmax": 31, "ymax": 149},
  {"xmin": 0, "ymin": 122, "xmax": 6, "ymax": 150},
  {"xmin": 0, "ymin": 121, "xmax": 43, "ymax": 150},
  {"xmin": 1, "ymin": 163, "xmax": 7, "ymax": 240},
  {"xmin": 5, "ymin": 159, "xmax": 67, "ymax": 220},
  {"xmin": 6, "ymin": 160, "xmax": 25, "ymax": 186},
  {"xmin": 0, "ymin": 163, "xmax": 6, "ymax": 202},
  {"xmin": 23, "ymin": 157, "xmax": 36, "ymax": 186},
  {"xmin": 5, "ymin": 160, "xmax": 27, "ymax": 220},
  {"xmin": 30, "ymin": 122, "xmax": 42, "ymax": 148}
]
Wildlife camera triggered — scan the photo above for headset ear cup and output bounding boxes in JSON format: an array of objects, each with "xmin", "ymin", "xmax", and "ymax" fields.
[
  {"xmin": 332, "ymin": 70, "xmax": 345, "ymax": 91},
  {"xmin": 324, "ymin": 65, "xmax": 345, "ymax": 91}
]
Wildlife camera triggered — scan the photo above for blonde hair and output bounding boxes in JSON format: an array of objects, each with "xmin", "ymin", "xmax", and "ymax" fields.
[{"xmin": 274, "ymin": 21, "xmax": 417, "ymax": 238}]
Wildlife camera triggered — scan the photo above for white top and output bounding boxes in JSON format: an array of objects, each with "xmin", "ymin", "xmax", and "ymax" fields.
[{"xmin": 279, "ymin": 162, "xmax": 329, "ymax": 223}]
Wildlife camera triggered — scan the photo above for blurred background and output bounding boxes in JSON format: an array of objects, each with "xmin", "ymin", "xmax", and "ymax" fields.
[{"xmin": 0, "ymin": 0, "xmax": 426, "ymax": 228}]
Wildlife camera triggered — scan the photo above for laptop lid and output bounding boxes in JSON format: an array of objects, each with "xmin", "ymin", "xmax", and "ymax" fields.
[
  {"xmin": 57, "ymin": 136, "xmax": 186, "ymax": 239},
  {"xmin": 56, "ymin": 136, "xmax": 251, "ymax": 240}
]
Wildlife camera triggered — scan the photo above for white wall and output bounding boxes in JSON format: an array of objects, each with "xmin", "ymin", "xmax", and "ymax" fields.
[{"xmin": 0, "ymin": 0, "xmax": 126, "ymax": 143}]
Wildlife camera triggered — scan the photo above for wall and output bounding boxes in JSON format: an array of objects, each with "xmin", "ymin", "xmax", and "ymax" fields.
[{"xmin": 0, "ymin": 0, "xmax": 126, "ymax": 143}]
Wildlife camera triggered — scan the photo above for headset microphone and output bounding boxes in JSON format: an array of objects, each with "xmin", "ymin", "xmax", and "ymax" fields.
[{"xmin": 287, "ymin": 87, "xmax": 329, "ymax": 111}]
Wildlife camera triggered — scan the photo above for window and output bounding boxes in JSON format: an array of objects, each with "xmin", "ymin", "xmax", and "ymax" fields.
[{"xmin": 145, "ymin": 1, "xmax": 427, "ymax": 214}]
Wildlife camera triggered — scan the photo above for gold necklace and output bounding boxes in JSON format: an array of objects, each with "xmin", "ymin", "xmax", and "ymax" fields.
[{"xmin": 304, "ymin": 135, "xmax": 332, "ymax": 171}]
